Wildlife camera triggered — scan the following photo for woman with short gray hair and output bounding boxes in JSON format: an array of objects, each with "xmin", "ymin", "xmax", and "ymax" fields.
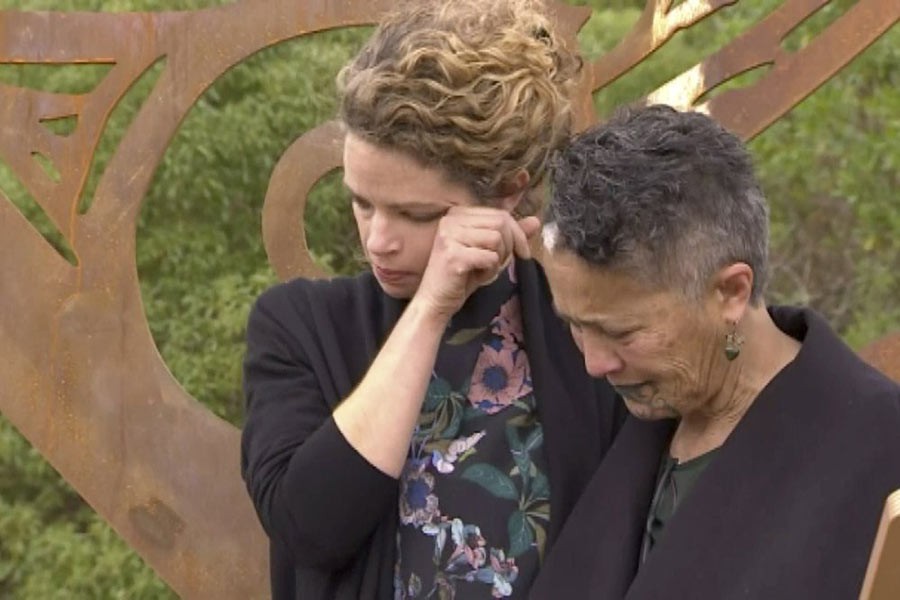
[{"xmin": 531, "ymin": 104, "xmax": 900, "ymax": 599}]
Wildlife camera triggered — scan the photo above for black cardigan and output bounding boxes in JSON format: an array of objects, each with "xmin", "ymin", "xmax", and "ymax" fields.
[
  {"xmin": 241, "ymin": 259, "xmax": 624, "ymax": 599},
  {"xmin": 530, "ymin": 306, "xmax": 900, "ymax": 599}
]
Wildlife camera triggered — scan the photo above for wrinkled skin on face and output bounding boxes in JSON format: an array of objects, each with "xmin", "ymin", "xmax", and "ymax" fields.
[{"xmin": 543, "ymin": 248, "xmax": 732, "ymax": 422}]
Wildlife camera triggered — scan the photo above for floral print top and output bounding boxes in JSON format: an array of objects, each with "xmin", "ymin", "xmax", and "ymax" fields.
[{"xmin": 394, "ymin": 264, "xmax": 550, "ymax": 599}]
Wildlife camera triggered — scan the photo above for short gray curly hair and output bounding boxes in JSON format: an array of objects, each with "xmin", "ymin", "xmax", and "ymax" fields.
[{"xmin": 546, "ymin": 104, "xmax": 769, "ymax": 305}]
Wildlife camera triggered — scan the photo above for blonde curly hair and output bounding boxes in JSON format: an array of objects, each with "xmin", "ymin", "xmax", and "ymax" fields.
[{"xmin": 337, "ymin": 0, "xmax": 582, "ymax": 214}]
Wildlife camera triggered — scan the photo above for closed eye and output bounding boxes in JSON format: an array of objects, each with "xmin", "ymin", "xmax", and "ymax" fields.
[
  {"xmin": 606, "ymin": 328, "xmax": 639, "ymax": 341},
  {"xmin": 398, "ymin": 209, "xmax": 447, "ymax": 223}
]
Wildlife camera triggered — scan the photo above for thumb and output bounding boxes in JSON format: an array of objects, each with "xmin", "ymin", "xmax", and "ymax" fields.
[{"xmin": 510, "ymin": 216, "xmax": 543, "ymax": 260}]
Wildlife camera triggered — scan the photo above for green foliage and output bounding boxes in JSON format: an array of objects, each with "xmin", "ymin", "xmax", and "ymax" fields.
[
  {"xmin": 0, "ymin": 0, "xmax": 897, "ymax": 595},
  {"xmin": 1, "ymin": 2, "xmax": 370, "ymax": 594},
  {"xmin": 752, "ymin": 23, "xmax": 900, "ymax": 348},
  {"xmin": 137, "ymin": 26, "xmax": 372, "ymax": 423},
  {"xmin": 0, "ymin": 420, "xmax": 176, "ymax": 599}
]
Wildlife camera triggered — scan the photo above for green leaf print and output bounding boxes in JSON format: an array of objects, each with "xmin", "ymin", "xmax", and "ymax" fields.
[
  {"xmin": 513, "ymin": 393, "xmax": 537, "ymax": 413},
  {"xmin": 526, "ymin": 502, "xmax": 550, "ymax": 520},
  {"xmin": 508, "ymin": 510, "xmax": 534, "ymax": 558},
  {"xmin": 461, "ymin": 464, "xmax": 519, "ymax": 500},
  {"xmin": 420, "ymin": 388, "xmax": 465, "ymax": 441},
  {"xmin": 506, "ymin": 412, "xmax": 532, "ymax": 428},
  {"xmin": 446, "ymin": 326, "xmax": 488, "ymax": 345},
  {"xmin": 442, "ymin": 397, "xmax": 463, "ymax": 439},
  {"xmin": 510, "ymin": 448, "xmax": 531, "ymax": 492},
  {"xmin": 526, "ymin": 515, "xmax": 549, "ymax": 562},
  {"xmin": 505, "ymin": 425, "xmax": 523, "ymax": 452},
  {"xmin": 463, "ymin": 405, "xmax": 483, "ymax": 421},
  {"xmin": 424, "ymin": 377, "xmax": 452, "ymax": 411},
  {"xmin": 523, "ymin": 427, "xmax": 543, "ymax": 452},
  {"xmin": 530, "ymin": 472, "xmax": 550, "ymax": 500}
]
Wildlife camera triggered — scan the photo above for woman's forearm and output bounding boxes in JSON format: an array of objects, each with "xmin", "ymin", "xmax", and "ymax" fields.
[{"xmin": 332, "ymin": 296, "xmax": 448, "ymax": 478}]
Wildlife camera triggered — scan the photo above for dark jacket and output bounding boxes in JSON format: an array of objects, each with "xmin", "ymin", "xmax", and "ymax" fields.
[
  {"xmin": 530, "ymin": 306, "xmax": 900, "ymax": 599},
  {"xmin": 241, "ymin": 259, "xmax": 624, "ymax": 599}
]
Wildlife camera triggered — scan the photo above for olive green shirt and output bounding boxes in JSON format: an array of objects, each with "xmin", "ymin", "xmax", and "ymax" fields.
[{"xmin": 640, "ymin": 448, "xmax": 719, "ymax": 564}]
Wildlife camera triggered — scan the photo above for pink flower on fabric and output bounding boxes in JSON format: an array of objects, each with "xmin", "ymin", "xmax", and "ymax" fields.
[
  {"xmin": 489, "ymin": 549, "xmax": 519, "ymax": 598},
  {"xmin": 467, "ymin": 345, "xmax": 530, "ymax": 414},
  {"xmin": 447, "ymin": 519, "xmax": 487, "ymax": 571},
  {"xmin": 494, "ymin": 297, "xmax": 523, "ymax": 342}
]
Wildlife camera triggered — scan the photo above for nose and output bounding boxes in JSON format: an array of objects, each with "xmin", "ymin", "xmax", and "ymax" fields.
[
  {"xmin": 365, "ymin": 211, "xmax": 401, "ymax": 256},
  {"xmin": 581, "ymin": 336, "xmax": 624, "ymax": 378}
]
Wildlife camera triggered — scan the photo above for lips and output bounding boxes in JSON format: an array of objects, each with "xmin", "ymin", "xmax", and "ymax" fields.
[
  {"xmin": 373, "ymin": 265, "xmax": 414, "ymax": 284},
  {"xmin": 611, "ymin": 382, "xmax": 655, "ymax": 403}
]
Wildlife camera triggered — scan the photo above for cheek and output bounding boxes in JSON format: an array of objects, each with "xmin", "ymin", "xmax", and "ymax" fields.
[
  {"xmin": 617, "ymin": 332, "xmax": 663, "ymax": 366},
  {"xmin": 409, "ymin": 224, "xmax": 440, "ymax": 265},
  {"xmin": 622, "ymin": 332, "xmax": 695, "ymax": 385},
  {"xmin": 662, "ymin": 326, "xmax": 721, "ymax": 396}
]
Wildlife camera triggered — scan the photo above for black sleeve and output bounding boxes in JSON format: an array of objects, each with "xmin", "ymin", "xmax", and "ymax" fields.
[{"xmin": 240, "ymin": 287, "xmax": 397, "ymax": 571}]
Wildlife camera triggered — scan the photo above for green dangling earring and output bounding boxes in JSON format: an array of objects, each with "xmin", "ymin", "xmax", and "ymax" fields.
[{"xmin": 724, "ymin": 321, "xmax": 745, "ymax": 361}]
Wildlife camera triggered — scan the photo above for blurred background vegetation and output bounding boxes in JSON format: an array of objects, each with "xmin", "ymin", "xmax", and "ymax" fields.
[{"xmin": 0, "ymin": 0, "xmax": 896, "ymax": 596}]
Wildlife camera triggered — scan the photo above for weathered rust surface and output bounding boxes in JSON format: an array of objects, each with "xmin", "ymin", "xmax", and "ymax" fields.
[{"xmin": 0, "ymin": 0, "xmax": 897, "ymax": 598}]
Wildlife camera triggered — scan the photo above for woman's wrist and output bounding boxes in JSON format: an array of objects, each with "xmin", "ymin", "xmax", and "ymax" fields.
[{"xmin": 405, "ymin": 293, "xmax": 455, "ymax": 332}]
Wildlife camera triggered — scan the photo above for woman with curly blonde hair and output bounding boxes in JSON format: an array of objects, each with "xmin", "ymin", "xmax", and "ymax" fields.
[{"xmin": 241, "ymin": 2, "xmax": 623, "ymax": 598}]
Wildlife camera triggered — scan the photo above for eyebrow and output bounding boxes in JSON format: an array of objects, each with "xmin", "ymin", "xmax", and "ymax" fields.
[{"xmin": 552, "ymin": 304, "xmax": 591, "ymax": 328}]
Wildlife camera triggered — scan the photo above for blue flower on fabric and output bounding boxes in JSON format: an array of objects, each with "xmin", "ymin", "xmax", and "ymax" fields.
[{"xmin": 399, "ymin": 460, "xmax": 440, "ymax": 527}]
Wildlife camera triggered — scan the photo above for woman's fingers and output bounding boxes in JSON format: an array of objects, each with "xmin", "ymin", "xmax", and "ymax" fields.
[
  {"xmin": 440, "ymin": 225, "xmax": 507, "ymax": 259},
  {"xmin": 440, "ymin": 207, "xmax": 535, "ymax": 263},
  {"xmin": 416, "ymin": 206, "xmax": 539, "ymax": 316},
  {"xmin": 459, "ymin": 246, "xmax": 503, "ymax": 278},
  {"xmin": 511, "ymin": 216, "xmax": 541, "ymax": 259}
]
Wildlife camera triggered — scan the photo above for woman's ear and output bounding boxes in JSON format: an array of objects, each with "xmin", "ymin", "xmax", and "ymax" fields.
[
  {"xmin": 712, "ymin": 262, "xmax": 754, "ymax": 323},
  {"xmin": 498, "ymin": 170, "xmax": 531, "ymax": 213}
]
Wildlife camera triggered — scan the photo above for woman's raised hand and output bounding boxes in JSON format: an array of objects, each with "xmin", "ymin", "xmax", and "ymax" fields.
[{"xmin": 414, "ymin": 206, "xmax": 541, "ymax": 318}]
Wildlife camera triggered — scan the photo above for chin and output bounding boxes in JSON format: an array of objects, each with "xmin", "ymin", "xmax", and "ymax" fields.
[{"xmin": 622, "ymin": 398, "xmax": 677, "ymax": 421}]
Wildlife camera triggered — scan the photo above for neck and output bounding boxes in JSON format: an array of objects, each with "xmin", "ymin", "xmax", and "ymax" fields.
[{"xmin": 670, "ymin": 305, "xmax": 800, "ymax": 461}]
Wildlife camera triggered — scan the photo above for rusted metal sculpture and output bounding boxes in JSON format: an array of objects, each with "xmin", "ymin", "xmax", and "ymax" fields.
[{"xmin": 0, "ymin": 0, "xmax": 897, "ymax": 597}]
